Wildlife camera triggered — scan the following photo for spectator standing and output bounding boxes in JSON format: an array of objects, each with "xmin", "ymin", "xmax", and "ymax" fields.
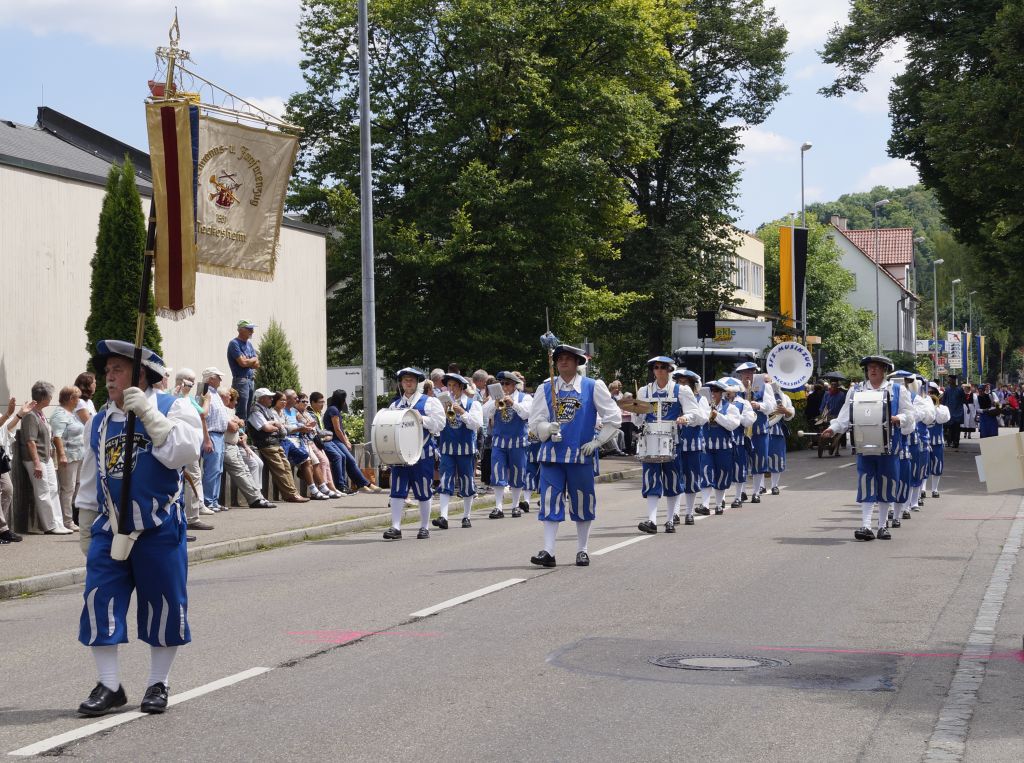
[
  {"xmin": 609, "ymin": 381, "xmax": 636, "ymax": 455},
  {"xmin": 19, "ymin": 381, "xmax": 71, "ymax": 534},
  {"xmin": 173, "ymin": 369, "xmax": 214, "ymax": 531},
  {"xmin": 941, "ymin": 376, "xmax": 965, "ymax": 449},
  {"xmin": 74, "ymin": 372, "xmax": 97, "ymax": 425},
  {"xmin": 227, "ymin": 319, "xmax": 260, "ymax": 418},
  {"xmin": 50, "ymin": 385, "xmax": 85, "ymax": 531},
  {"xmin": 0, "ymin": 398, "xmax": 27, "ymax": 544},
  {"xmin": 200, "ymin": 367, "xmax": 230, "ymax": 512}
]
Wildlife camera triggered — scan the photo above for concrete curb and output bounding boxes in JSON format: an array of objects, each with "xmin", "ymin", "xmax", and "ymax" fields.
[{"xmin": 0, "ymin": 462, "xmax": 642, "ymax": 601}]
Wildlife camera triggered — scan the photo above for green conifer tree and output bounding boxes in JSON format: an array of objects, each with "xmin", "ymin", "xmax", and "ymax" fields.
[
  {"xmin": 255, "ymin": 319, "xmax": 301, "ymax": 393},
  {"xmin": 85, "ymin": 156, "xmax": 162, "ymax": 407}
]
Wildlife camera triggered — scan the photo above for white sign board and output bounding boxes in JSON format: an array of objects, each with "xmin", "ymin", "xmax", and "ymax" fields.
[
  {"xmin": 915, "ymin": 339, "xmax": 931, "ymax": 354},
  {"xmin": 946, "ymin": 332, "xmax": 962, "ymax": 370},
  {"xmin": 672, "ymin": 319, "xmax": 773, "ymax": 353}
]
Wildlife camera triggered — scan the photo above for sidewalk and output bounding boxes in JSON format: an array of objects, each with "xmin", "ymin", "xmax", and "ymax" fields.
[{"xmin": 0, "ymin": 458, "xmax": 640, "ymax": 599}]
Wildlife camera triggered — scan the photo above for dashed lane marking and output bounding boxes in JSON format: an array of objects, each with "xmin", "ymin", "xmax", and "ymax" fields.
[
  {"xmin": 410, "ymin": 578, "xmax": 526, "ymax": 619},
  {"xmin": 805, "ymin": 472, "xmax": 827, "ymax": 480}
]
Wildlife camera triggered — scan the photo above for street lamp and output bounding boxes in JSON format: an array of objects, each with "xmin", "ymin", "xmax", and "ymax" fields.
[
  {"xmin": 932, "ymin": 258, "xmax": 944, "ymax": 377},
  {"xmin": 873, "ymin": 198, "xmax": 890, "ymax": 352},
  {"xmin": 968, "ymin": 290, "xmax": 977, "ymax": 383},
  {"xmin": 800, "ymin": 142, "xmax": 812, "ymax": 344}
]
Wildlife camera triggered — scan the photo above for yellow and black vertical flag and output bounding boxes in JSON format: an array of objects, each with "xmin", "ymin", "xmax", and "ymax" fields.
[{"xmin": 779, "ymin": 226, "xmax": 808, "ymax": 331}]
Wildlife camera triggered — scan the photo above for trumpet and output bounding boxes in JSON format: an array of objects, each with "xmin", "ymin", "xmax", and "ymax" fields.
[{"xmin": 496, "ymin": 396, "xmax": 512, "ymax": 411}]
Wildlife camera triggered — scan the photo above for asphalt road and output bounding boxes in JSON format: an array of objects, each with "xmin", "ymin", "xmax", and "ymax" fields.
[{"xmin": 1, "ymin": 446, "xmax": 1022, "ymax": 762}]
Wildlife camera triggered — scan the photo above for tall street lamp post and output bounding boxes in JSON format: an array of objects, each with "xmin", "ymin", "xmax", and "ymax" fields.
[
  {"xmin": 932, "ymin": 258, "xmax": 944, "ymax": 378},
  {"xmin": 873, "ymin": 199, "xmax": 890, "ymax": 352}
]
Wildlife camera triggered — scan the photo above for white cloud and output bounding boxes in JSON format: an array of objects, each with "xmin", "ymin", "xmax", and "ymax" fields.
[
  {"xmin": 856, "ymin": 158, "xmax": 919, "ymax": 191},
  {"xmin": 738, "ymin": 126, "xmax": 798, "ymax": 159},
  {"xmin": 849, "ymin": 42, "xmax": 908, "ymax": 114},
  {"xmin": 765, "ymin": 0, "xmax": 850, "ymax": 52},
  {"xmin": 243, "ymin": 96, "xmax": 287, "ymax": 119},
  {"xmin": 0, "ymin": 1, "xmax": 302, "ymax": 62}
]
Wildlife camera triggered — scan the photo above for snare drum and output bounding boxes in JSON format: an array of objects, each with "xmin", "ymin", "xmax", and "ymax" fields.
[
  {"xmin": 851, "ymin": 389, "xmax": 892, "ymax": 455},
  {"xmin": 372, "ymin": 408, "xmax": 425, "ymax": 466},
  {"xmin": 636, "ymin": 420, "xmax": 677, "ymax": 463}
]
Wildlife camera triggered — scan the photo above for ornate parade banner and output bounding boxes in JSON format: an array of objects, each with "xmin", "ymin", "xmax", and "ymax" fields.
[
  {"xmin": 145, "ymin": 100, "xmax": 198, "ymax": 320},
  {"xmin": 195, "ymin": 117, "xmax": 298, "ymax": 282}
]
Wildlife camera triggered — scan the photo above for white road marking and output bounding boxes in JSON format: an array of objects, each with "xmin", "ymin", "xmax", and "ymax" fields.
[
  {"xmin": 923, "ymin": 494, "xmax": 1024, "ymax": 761},
  {"xmin": 838, "ymin": 461, "xmax": 855, "ymax": 468},
  {"xmin": 805, "ymin": 472, "xmax": 827, "ymax": 480},
  {"xmin": 410, "ymin": 578, "xmax": 526, "ymax": 619},
  {"xmin": 8, "ymin": 667, "xmax": 271, "ymax": 757},
  {"xmin": 590, "ymin": 535, "xmax": 652, "ymax": 556}
]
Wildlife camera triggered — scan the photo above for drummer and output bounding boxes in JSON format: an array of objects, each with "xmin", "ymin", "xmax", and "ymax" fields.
[
  {"xmin": 702, "ymin": 379, "xmax": 742, "ymax": 517},
  {"xmin": 383, "ymin": 368, "xmax": 446, "ymax": 541},
  {"xmin": 434, "ymin": 373, "xmax": 483, "ymax": 530},
  {"xmin": 635, "ymin": 357, "xmax": 704, "ymax": 534},
  {"xmin": 821, "ymin": 355, "xmax": 915, "ymax": 541},
  {"xmin": 732, "ymin": 362, "xmax": 777, "ymax": 505},
  {"xmin": 671, "ymin": 369, "xmax": 710, "ymax": 528}
]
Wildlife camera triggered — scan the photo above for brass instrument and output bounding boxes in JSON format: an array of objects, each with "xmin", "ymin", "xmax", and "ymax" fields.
[
  {"xmin": 744, "ymin": 378, "xmax": 754, "ymax": 438},
  {"xmin": 496, "ymin": 396, "xmax": 513, "ymax": 411}
]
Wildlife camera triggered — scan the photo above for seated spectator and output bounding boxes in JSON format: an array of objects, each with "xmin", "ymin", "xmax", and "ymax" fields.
[
  {"xmin": 294, "ymin": 394, "xmax": 344, "ymax": 498},
  {"xmin": 225, "ymin": 388, "xmax": 264, "ymax": 488},
  {"xmin": 248, "ymin": 389, "xmax": 310, "ymax": 503},
  {"xmin": 19, "ymin": 381, "xmax": 71, "ymax": 534},
  {"xmin": 281, "ymin": 390, "xmax": 331, "ymax": 500},
  {"xmin": 0, "ymin": 398, "xmax": 26, "ymax": 544},
  {"xmin": 50, "ymin": 385, "xmax": 85, "ymax": 531},
  {"xmin": 323, "ymin": 390, "xmax": 379, "ymax": 493},
  {"xmin": 217, "ymin": 388, "xmax": 276, "ymax": 509}
]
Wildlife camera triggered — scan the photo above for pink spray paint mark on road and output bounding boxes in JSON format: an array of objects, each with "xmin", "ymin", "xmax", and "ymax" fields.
[
  {"xmin": 754, "ymin": 645, "xmax": 1024, "ymax": 662},
  {"xmin": 288, "ymin": 629, "xmax": 442, "ymax": 645}
]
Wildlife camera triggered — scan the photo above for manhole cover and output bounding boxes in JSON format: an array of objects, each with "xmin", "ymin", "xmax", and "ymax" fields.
[{"xmin": 649, "ymin": 654, "xmax": 789, "ymax": 671}]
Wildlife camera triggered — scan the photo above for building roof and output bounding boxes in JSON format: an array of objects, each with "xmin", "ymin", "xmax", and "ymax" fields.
[
  {"xmin": 836, "ymin": 226, "xmax": 914, "ymax": 267},
  {"xmin": 0, "ymin": 107, "xmax": 324, "ymax": 235},
  {"xmin": 827, "ymin": 225, "xmax": 918, "ymax": 300}
]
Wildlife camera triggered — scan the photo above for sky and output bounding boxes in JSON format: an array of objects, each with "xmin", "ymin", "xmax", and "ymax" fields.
[{"xmin": 0, "ymin": 0, "xmax": 919, "ymax": 232}]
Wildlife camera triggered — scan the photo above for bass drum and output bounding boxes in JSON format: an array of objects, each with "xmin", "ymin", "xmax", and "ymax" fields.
[{"xmin": 372, "ymin": 408, "xmax": 425, "ymax": 466}]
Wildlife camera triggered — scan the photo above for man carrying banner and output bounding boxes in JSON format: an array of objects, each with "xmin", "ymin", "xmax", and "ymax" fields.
[{"xmin": 76, "ymin": 340, "xmax": 202, "ymax": 716}]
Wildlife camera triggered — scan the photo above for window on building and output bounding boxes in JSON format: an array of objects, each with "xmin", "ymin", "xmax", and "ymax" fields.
[{"xmin": 751, "ymin": 263, "xmax": 764, "ymax": 297}]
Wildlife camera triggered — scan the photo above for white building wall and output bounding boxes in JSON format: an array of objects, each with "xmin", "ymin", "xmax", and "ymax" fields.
[
  {"xmin": 828, "ymin": 231, "xmax": 915, "ymax": 354},
  {"xmin": 0, "ymin": 164, "xmax": 326, "ymax": 405}
]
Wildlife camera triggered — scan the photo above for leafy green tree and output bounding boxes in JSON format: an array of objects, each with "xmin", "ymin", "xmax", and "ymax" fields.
[
  {"xmin": 596, "ymin": 0, "xmax": 788, "ymax": 382},
  {"xmin": 85, "ymin": 157, "xmax": 162, "ymax": 407},
  {"xmin": 757, "ymin": 217, "xmax": 874, "ymax": 370},
  {"xmin": 290, "ymin": 0, "xmax": 684, "ymax": 379},
  {"xmin": 255, "ymin": 319, "xmax": 301, "ymax": 393},
  {"xmin": 820, "ymin": 0, "xmax": 1024, "ymax": 334}
]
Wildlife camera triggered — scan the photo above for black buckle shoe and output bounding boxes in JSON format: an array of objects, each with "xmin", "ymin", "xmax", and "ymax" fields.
[
  {"xmin": 902, "ymin": 510, "xmax": 911, "ymax": 519},
  {"xmin": 141, "ymin": 682, "xmax": 169, "ymax": 714},
  {"xmin": 731, "ymin": 499, "xmax": 742, "ymax": 509},
  {"xmin": 751, "ymin": 494, "xmax": 761, "ymax": 504},
  {"xmin": 489, "ymin": 508, "xmax": 505, "ymax": 519},
  {"xmin": 770, "ymin": 487, "xmax": 780, "ymax": 496},
  {"xmin": 715, "ymin": 504, "xmax": 725, "ymax": 515},
  {"xmin": 511, "ymin": 507, "xmax": 522, "ymax": 518},
  {"xmin": 876, "ymin": 527, "xmax": 892, "ymax": 540},
  {"xmin": 530, "ymin": 550, "xmax": 556, "ymax": 567},
  {"xmin": 638, "ymin": 520, "xmax": 657, "ymax": 534},
  {"xmin": 759, "ymin": 486, "xmax": 767, "ymax": 494},
  {"xmin": 854, "ymin": 526, "xmax": 875, "ymax": 541},
  {"xmin": 931, "ymin": 491, "xmax": 940, "ymax": 498},
  {"xmin": 664, "ymin": 521, "xmax": 676, "ymax": 534},
  {"xmin": 461, "ymin": 517, "xmax": 472, "ymax": 528},
  {"xmin": 684, "ymin": 515, "xmax": 695, "ymax": 526},
  {"xmin": 695, "ymin": 505, "xmax": 711, "ymax": 516},
  {"xmin": 78, "ymin": 683, "xmax": 127, "ymax": 717},
  {"xmin": 416, "ymin": 527, "xmax": 430, "ymax": 539},
  {"xmin": 891, "ymin": 518, "xmax": 901, "ymax": 528},
  {"xmin": 741, "ymin": 492, "xmax": 748, "ymax": 501},
  {"xmin": 673, "ymin": 513, "xmax": 681, "ymax": 525},
  {"xmin": 575, "ymin": 551, "xmax": 590, "ymax": 567},
  {"xmin": 519, "ymin": 499, "xmax": 531, "ymax": 513},
  {"xmin": 383, "ymin": 527, "xmax": 402, "ymax": 540}
]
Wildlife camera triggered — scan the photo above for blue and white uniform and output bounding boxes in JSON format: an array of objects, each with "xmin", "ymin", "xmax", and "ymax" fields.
[
  {"xmin": 386, "ymin": 381, "xmax": 445, "ymax": 534},
  {"xmin": 437, "ymin": 390, "xmax": 483, "ymax": 521},
  {"xmin": 704, "ymin": 395, "xmax": 742, "ymax": 506},
  {"xmin": 909, "ymin": 384, "xmax": 935, "ymax": 510},
  {"xmin": 829, "ymin": 378, "xmax": 915, "ymax": 534},
  {"xmin": 766, "ymin": 391, "xmax": 795, "ymax": 490},
  {"xmin": 743, "ymin": 381, "xmax": 778, "ymax": 498},
  {"xmin": 77, "ymin": 389, "xmax": 202, "ymax": 648},
  {"xmin": 483, "ymin": 388, "xmax": 533, "ymax": 513},
  {"xmin": 928, "ymin": 385, "xmax": 950, "ymax": 495},
  {"xmin": 726, "ymin": 383, "xmax": 757, "ymax": 504}
]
